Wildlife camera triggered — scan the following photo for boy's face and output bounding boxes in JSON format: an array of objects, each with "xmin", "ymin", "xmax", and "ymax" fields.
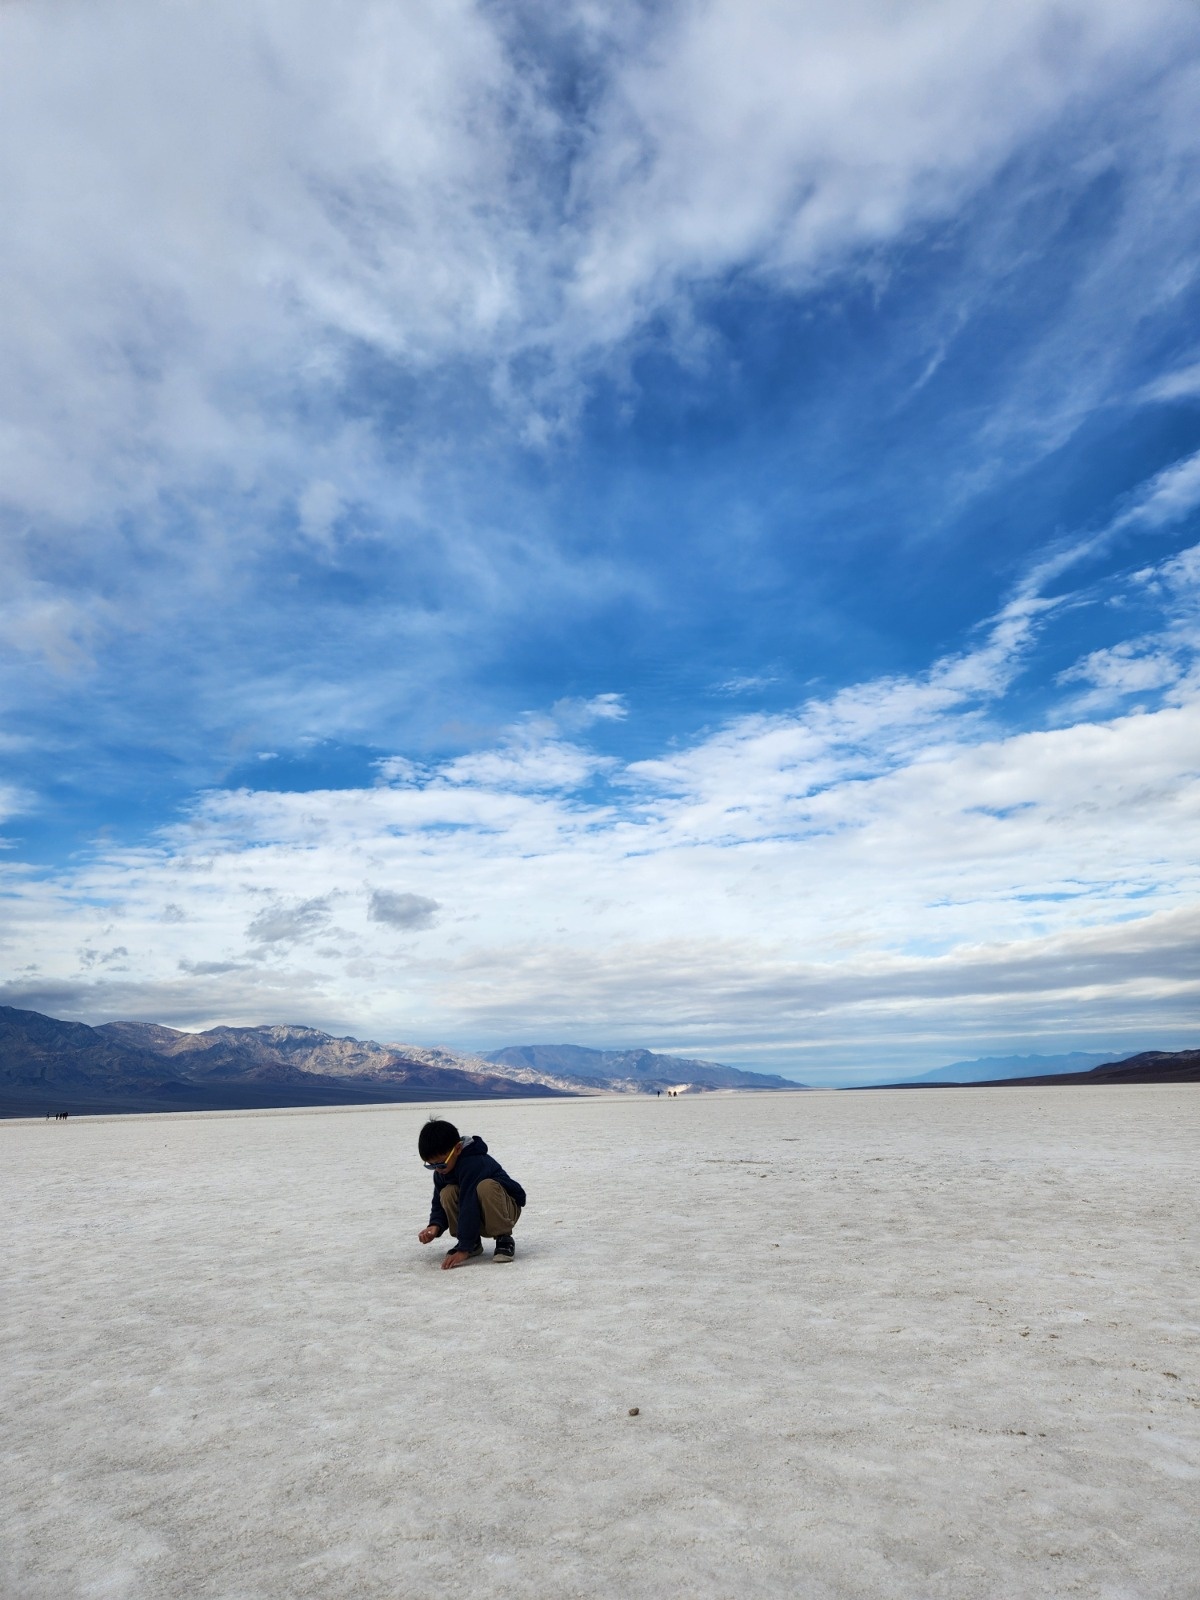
[{"xmin": 425, "ymin": 1140, "xmax": 461, "ymax": 1173}]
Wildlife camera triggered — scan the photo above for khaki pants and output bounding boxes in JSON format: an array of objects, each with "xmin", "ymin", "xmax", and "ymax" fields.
[{"xmin": 440, "ymin": 1179, "xmax": 521, "ymax": 1240}]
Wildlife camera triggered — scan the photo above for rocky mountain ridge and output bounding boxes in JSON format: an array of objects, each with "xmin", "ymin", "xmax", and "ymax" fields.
[
  {"xmin": 0, "ymin": 1008, "xmax": 564, "ymax": 1117},
  {"xmin": 379, "ymin": 1042, "xmax": 602, "ymax": 1097},
  {"xmin": 485, "ymin": 1043, "xmax": 801, "ymax": 1092},
  {"xmin": 0, "ymin": 1007, "xmax": 803, "ymax": 1116}
]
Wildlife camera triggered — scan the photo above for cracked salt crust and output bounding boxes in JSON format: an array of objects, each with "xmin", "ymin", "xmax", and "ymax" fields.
[{"xmin": 3, "ymin": 1086, "xmax": 1198, "ymax": 1598}]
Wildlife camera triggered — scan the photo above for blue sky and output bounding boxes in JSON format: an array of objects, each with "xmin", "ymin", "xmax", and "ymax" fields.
[{"xmin": 3, "ymin": 0, "xmax": 1200, "ymax": 1081}]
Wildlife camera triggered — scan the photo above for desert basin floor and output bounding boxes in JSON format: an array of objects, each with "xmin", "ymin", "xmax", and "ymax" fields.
[{"xmin": 3, "ymin": 1087, "xmax": 1199, "ymax": 1599}]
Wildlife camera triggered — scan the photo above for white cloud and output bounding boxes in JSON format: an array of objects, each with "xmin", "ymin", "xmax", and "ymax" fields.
[
  {"xmin": 0, "ymin": 785, "xmax": 34, "ymax": 828},
  {"xmin": 441, "ymin": 722, "xmax": 614, "ymax": 791},
  {"xmin": 1138, "ymin": 360, "xmax": 1200, "ymax": 404},
  {"xmin": 1055, "ymin": 539, "xmax": 1200, "ymax": 711},
  {"xmin": 1157, "ymin": 542, "xmax": 1200, "ymax": 597},
  {"xmin": 1060, "ymin": 643, "xmax": 1183, "ymax": 698},
  {"xmin": 630, "ymin": 592, "xmax": 1048, "ymax": 811},
  {"xmin": 0, "ymin": 0, "xmax": 1192, "ymax": 550},
  {"xmin": 551, "ymin": 694, "xmax": 628, "ymax": 729},
  {"xmin": 1113, "ymin": 448, "xmax": 1200, "ymax": 533},
  {"xmin": 569, "ymin": 0, "xmax": 1185, "ymax": 334},
  {"xmin": 716, "ymin": 674, "xmax": 780, "ymax": 696},
  {"xmin": 6, "ymin": 590, "xmax": 1200, "ymax": 1072}
]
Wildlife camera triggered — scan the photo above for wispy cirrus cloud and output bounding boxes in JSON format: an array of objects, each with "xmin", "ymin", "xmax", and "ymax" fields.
[
  {"xmin": 2, "ymin": 1, "xmax": 1195, "ymax": 627},
  {"xmin": 1113, "ymin": 448, "xmax": 1200, "ymax": 534},
  {"xmin": 1057, "ymin": 535, "xmax": 1200, "ymax": 712},
  {"xmin": 1139, "ymin": 360, "xmax": 1200, "ymax": 405}
]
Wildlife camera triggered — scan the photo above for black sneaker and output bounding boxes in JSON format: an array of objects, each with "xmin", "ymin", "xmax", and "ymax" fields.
[
  {"xmin": 493, "ymin": 1234, "xmax": 516, "ymax": 1263},
  {"xmin": 444, "ymin": 1244, "xmax": 483, "ymax": 1264}
]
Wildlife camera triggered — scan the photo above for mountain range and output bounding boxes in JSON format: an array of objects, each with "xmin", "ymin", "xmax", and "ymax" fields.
[
  {"xmin": 967, "ymin": 1050, "xmax": 1200, "ymax": 1086},
  {"xmin": 0, "ymin": 1008, "xmax": 803, "ymax": 1117},
  {"xmin": 5, "ymin": 1006, "xmax": 1193, "ymax": 1116},
  {"xmin": 0, "ymin": 1007, "xmax": 559, "ymax": 1118},
  {"xmin": 872, "ymin": 1050, "xmax": 1200, "ymax": 1088},
  {"xmin": 484, "ymin": 1043, "xmax": 797, "ymax": 1092},
  {"xmin": 880, "ymin": 1051, "xmax": 1117, "ymax": 1086}
]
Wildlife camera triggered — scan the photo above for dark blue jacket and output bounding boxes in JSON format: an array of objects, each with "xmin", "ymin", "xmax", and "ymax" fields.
[{"xmin": 429, "ymin": 1135, "xmax": 526, "ymax": 1254}]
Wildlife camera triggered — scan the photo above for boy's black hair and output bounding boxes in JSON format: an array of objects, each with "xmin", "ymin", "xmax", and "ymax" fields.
[{"xmin": 418, "ymin": 1117, "xmax": 460, "ymax": 1161}]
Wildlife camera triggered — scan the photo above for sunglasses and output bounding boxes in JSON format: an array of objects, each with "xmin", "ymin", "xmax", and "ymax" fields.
[{"xmin": 423, "ymin": 1151, "xmax": 455, "ymax": 1171}]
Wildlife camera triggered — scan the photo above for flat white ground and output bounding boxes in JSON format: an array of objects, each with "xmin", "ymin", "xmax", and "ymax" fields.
[{"xmin": 3, "ymin": 1088, "xmax": 1198, "ymax": 1600}]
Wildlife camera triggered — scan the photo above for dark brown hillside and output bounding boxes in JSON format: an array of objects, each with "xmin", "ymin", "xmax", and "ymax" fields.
[
  {"xmin": 976, "ymin": 1049, "xmax": 1200, "ymax": 1086},
  {"xmin": 0, "ymin": 1005, "xmax": 192, "ymax": 1101},
  {"xmin": 875, "ymin": 1046, "xmax": 1200, "ymax": 1089}
]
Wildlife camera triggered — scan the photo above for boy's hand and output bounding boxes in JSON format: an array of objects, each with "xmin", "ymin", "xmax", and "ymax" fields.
[
  {"xmin": 418, "ymin": 1225, "xmax": 443, "ymax": 1244},
  {"xmin": 441, "ymin": 1249, "xmax": 471, "ymax": 1270}
]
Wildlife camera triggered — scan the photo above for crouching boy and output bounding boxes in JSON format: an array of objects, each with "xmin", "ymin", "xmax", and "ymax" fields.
[{"xmin": 416, "ymin": 1117, "xmax": 526, "ymax": 1268}]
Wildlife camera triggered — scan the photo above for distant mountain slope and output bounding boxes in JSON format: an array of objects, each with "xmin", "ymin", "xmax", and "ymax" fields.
[
  {"xmin": 976, "ymin": 1050, "xmax": 1200, "ymax": 1086},
  {"xmin": 0, "ymin": 1005, "xmax": 192, "ymax": 1114},
  {"xmin": 381, "ymin": 1042, "xmax": 599, "ymax": 1097},
  {"xmin": 485, "ymin": 1043, "xmax": 803, "ymax": 1091},
  {"xmin": 103, "ymin": 1021, "xmax": 591, "ymax": 1097},
  {"xmin": 870, "ymin": 1047, "xmax": 1200, "ymax": 1089},
  {"xmin": 97, "ymin": 1020, "xmax": 570, "ymax": 1101},
  {"xmin": 896, "ymin": 1051, "xmax": 1116, "ymax": 1086},
  {"xmin": 0, "ymin": 1008, "xmax": 570, "ymax": 1117}
]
